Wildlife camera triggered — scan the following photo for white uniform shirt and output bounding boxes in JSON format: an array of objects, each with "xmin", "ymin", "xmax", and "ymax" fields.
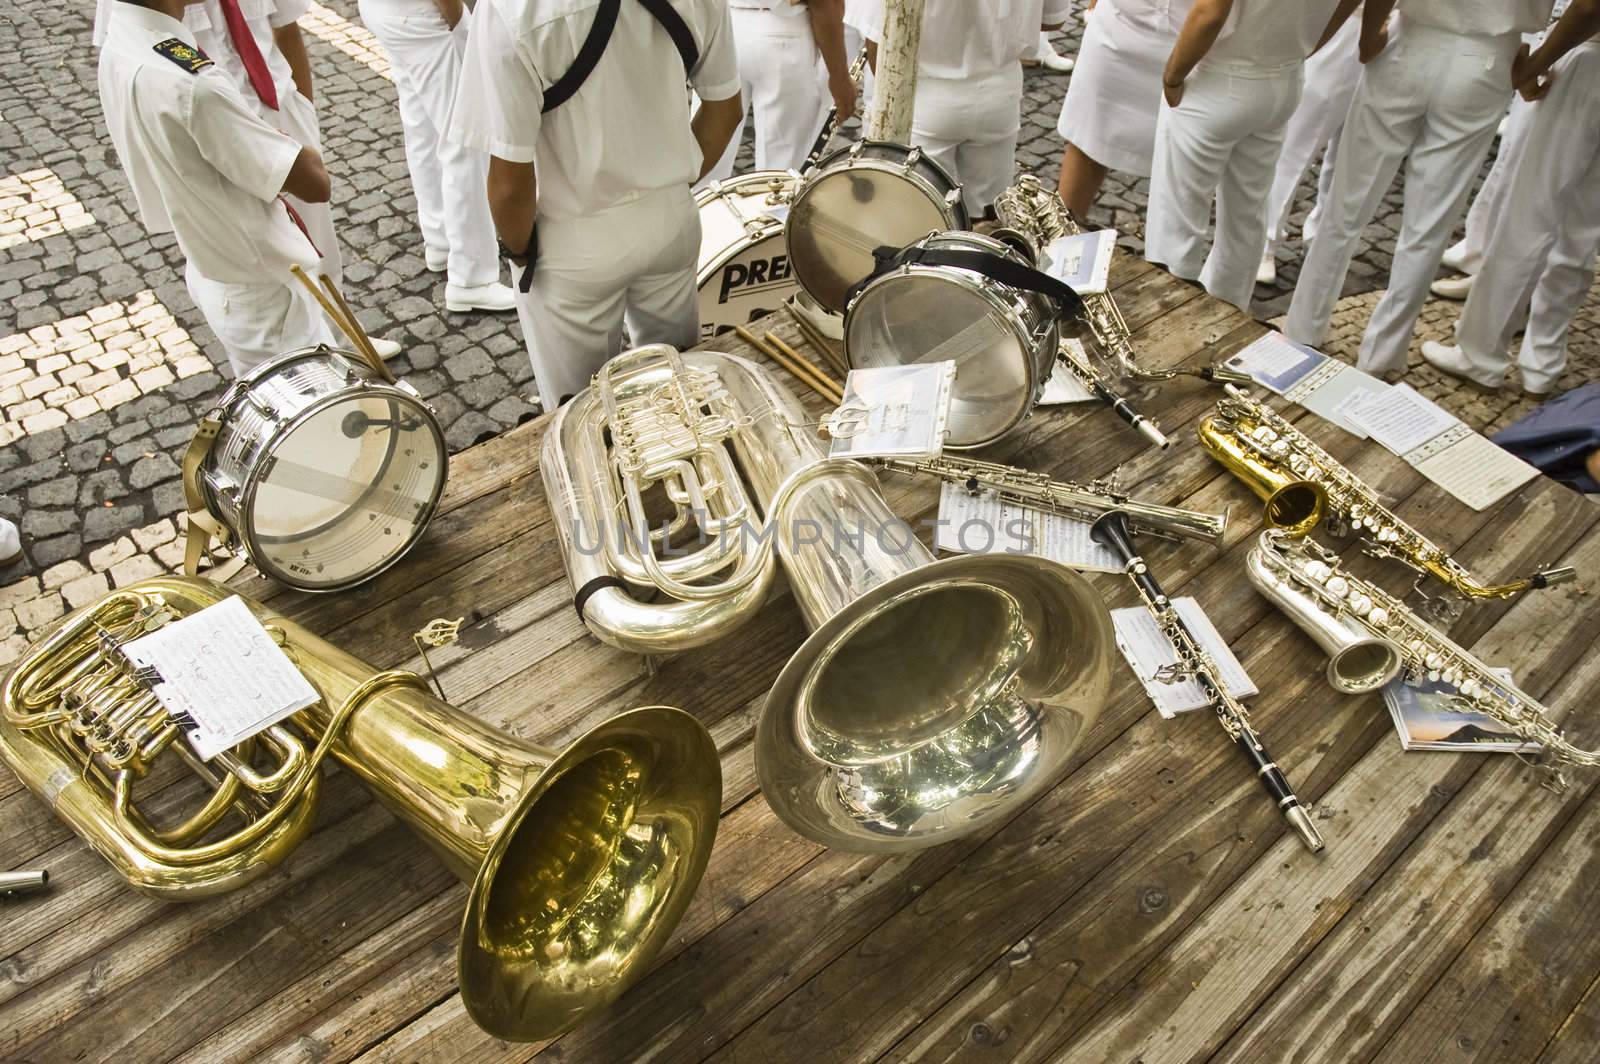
[
  {"xmin": 1398, "ymin": 0, "xmax": 1557, "ymax": 38},
  {"xmin": 847, "ymin": 0, "xmax": 1073, "ymax": 79},
  {"xmin": 1205, "ymin": 0, "xmax": 1343, "ymax": 66},
  {"xmin": 451, "ymin": 0, "xmax": 740, "ymax": 222},
  {"xmin": 1104, "ymin": 0, "xmax": 1176, "ymax": 36},
  {"xmin": 98, "ymin": 3, "xmax": 317, "ymax": 284}
]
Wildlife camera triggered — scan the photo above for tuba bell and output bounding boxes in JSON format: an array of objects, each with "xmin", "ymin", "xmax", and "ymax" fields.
[
  {"xmin": 0, "ymin": 576, "xmax": 721, "ymax": 1041},
  {"xmin": 545, "ymin": 345, "xmax": 1117, "ymax": 852}
]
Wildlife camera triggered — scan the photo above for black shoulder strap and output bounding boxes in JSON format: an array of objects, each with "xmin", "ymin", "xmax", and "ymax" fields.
[
  {"xmin": 844, "ymin": 244, "xmax": 1088, "ymax": 320},
  {"xmin": 542, "ymin": 0, "xmax": 699, "ymax": 114}
]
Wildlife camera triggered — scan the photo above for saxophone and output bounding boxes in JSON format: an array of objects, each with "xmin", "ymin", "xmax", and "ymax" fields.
[
  {"xmin": 1200, "ymin": 384, "xmax": 1577, "ymax": 617},
  {"xmin": 1248, "ymin": 530, "xmax": 1599, "ymax": 790}
]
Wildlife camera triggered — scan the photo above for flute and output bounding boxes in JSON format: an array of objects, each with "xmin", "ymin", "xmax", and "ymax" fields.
[{"xmin": 1090, "ymin": 510, "xmax": 1325, "ymax": 853}]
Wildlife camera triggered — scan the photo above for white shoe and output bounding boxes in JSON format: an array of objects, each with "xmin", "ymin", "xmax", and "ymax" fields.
[
  {"xmin": 446, "ymin": 281, "xmax": 517, "ymax": 313},
  {"xmin": 0, "ymin": 517, "xmax": 20, "ymax": 567},
  {"xmin": 1496, "ymin": 114, "xmax": 1509, "ymax": 139},
  {"xmin": 1301, "ymin": 210, "xmax": 1320, "ymax": 247},
  {"xmin": 1421, "ymin": 340, "xmax": 1502, "ymax": 392},
  {"xmin": 1025, "ymin": 32, "xmax": 1074, "ymax": 72},
  {"xmin": 425, "ymin": 248, "xmax": 448, "ymax": 273},
  {"xmin": 1256, "ymin": 247, "xmax": 1278, "ymax": 286},
  {"xmin": 1430, "ymin": 274, "xmax": 1475, "ymax": 301},
  {"xmin": 369, "ymin": 337, "xmax": 403, "ymax": 361},
  {"xmin": 1440, "ymin": 241, "xmax": 1471, "ymax": 274}
]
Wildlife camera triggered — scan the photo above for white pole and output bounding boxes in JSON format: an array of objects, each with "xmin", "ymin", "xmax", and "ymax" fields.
[{"xmin": 864, "ymin": 0, "xmax": 924, "ymax": 143}]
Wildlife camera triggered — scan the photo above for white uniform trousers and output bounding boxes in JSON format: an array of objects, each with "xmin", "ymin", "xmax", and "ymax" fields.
[
  {"xmin": 913, "ymin": 65, "xmax": 1025, "ymax": 215},
  {"xmin": 1264, "ymin": 17, "xmax": 1360, "ymax": 250},
  {"xmin": 516, "ymin": 185, "xmax": 702, "ymax": 405},
  {"xmin": 185, "ymin": 262, "xmax": 334, "ymax": 377},
  {"xmin": 1450, "ymin": 96, "xmax": 1533, "ymax": 275},
  {"xmin": 277, "ymin": 90, "xmax": 344, "ymax": 289},
  {"xmin": 1284, "ymin": 19, "xmax": 1518, "ymax": 374},
  {"xmin": 1454, "ymin": 42, "xmax": 1600, "ymax": 394},
  {"xmin": 1146, "ymin": 60, "xmax": 1303, "ymax": 312},
  {"xmin": 705, "ymin": 7, "xmax": 827, "ymax": 182},
  {"xmin": 361, "ymin": 0, "xmax": 499, "ymax": 287}
]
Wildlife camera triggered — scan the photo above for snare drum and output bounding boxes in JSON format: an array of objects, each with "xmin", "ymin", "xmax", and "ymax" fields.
[
  {"xmin": 197, "ymin": 347, "xmax": 447, "ymax": 591},
  {"xmin": 696, "ymin": 170, "xmax": 800, "ymax": 338},
  {"xmin": 844, "ymin": 232, "xmax": 1059, "ymax": 451},
  {"xmin": 786, "ymin": 141, "xmax": 969, "ymax": 315}
]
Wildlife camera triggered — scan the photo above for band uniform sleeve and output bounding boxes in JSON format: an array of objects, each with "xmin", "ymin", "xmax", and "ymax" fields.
[
  {"xmin": 186, "ymin": 76, "xmax": 305, "ymax": 202},
  {"xmin": 843, "ymin": 0, "xmax": 884, "ymax": 42},
  {"xmin": 449, "ymin": 0, "xmax": 544, "ymax": 163},
  {"xmin": 269, "ymin": 0, "xmax": 311, "ymax": 28},
  {"xmin": 689, "ymin": 0, "xmax": 741, "ymax": 100}
]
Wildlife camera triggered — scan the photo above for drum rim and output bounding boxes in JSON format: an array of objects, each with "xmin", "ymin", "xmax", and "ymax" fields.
[
  {"xmin": 696, "ymin": 171, "xmax": 799, "ymax": 287},
  {"xmin": 693, "ymin": 168, "xmax": 800, "ymax": 208},
  {"xmin": 233, "ymin": 379, "xmax": 449, "ymax": 592},
  {"xmin": 844, "ymin": 256, "xmax": 1054, "ymax": 451}
]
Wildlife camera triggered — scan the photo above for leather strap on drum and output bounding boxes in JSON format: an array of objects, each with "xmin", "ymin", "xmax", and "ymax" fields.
[
  {"xmin": 844, "ymin": 244, "xmax": 1088, "ymax": 320},
  {"xmin": 180, "ymin": 417, "xmax": 231, "ymax": 577},
  {"xmin": 542, "ymin": 0, "xmax": 699, "ymax": 114}
]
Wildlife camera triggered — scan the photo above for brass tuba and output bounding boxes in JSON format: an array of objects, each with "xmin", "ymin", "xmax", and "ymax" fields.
[
  {"xmin": 545, "ymin": 345, "xmax": 1116, "ymax": 852},
  {"xmin": 0, "ymin": 576, "xmax": 721, "ymax": 1041}
]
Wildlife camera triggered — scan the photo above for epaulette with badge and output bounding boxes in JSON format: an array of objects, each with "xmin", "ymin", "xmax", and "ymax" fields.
[{"xmin": 153, "ymin": 38, "xmax": 213, "ymax": 74}]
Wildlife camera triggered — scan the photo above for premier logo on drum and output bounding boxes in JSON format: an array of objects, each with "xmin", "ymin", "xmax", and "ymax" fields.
[{"xmin": 718, "ymin": 253, "xmax": 794, "ymax": 304}]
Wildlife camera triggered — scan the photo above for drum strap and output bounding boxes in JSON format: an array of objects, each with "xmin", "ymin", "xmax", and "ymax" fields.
[
  {"xmin": 844, "ymin": 245, "xmax": 1087, "ymax": 320},
  {"xmin": 180, "ymin": 417, "xmax": 232, "ymax": 577},
  {"xmin": 542, "ymin": 0, "xmax": 700, "ymax": 114}
]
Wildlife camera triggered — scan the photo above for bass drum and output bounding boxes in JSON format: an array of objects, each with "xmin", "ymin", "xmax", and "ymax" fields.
[
  {"xmin": 785, "ymin": 141, "xmax": 968, "ymax": 314},
  {"xmin": 198, "ymin": 346, "xmax": 447, "ymax": 591},
  {"xmin": 695, "ymin": 170, "xmax": 800, "ymax": 339},
  {"xmin": 845, "ymin": 232, "xmax": 1059, "ymax": 451}
]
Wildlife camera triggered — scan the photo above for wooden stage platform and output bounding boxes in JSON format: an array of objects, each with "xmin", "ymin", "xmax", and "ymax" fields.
[{"xmin": 5, "ymin": 256, "xmax": 1600, "ymax": 1063}]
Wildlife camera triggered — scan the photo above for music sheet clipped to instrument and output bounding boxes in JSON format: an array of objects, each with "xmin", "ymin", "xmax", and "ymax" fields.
[
  {"xmin": 122, "ymin": 596, "xmax": 320, "ymax": 759},
  {"xmin": 1110, "ymin": 599, "xmax": 1258, "ymax": 718},
  {"xmin": 933, "ymin": 481, "xmax": 1122, "ymax": 572}
]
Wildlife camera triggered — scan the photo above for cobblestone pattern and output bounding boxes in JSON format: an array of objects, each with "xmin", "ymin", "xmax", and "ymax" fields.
[
  {"xmin": 0, "ymin": 5, "xmax": 1595, "ymax": 663},
  {"xmin": 0, "ymin": 168, "xmax": 95, "ymax": 252}
]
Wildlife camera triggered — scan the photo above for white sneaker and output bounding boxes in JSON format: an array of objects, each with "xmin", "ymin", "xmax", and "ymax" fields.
[
  {"xmin": 1256, "ymin": 247, "xmax": 1278, "ymax": 286},
  {"xmin": 1421, "ymin": 340, "xmax": 1501, "ymax": 392},
  {"xmin": 446, "ymin": 281, "xmax": 518, "ymax": 313},
  {"xmin": 369, "ymin": 337, "xmax": 403, "ymax": 361},
  {"xmin": 1025, "ymin": 32, "xmax": 1074, "ymax": 72},
  {"xmin": 0, "ymin": 517, "xmax": 20, "ymax": 566},
  {"xmin": 1440, "ymin": 241, "xmax": 1471, "ymax": 274},
  {"xmin": 425, "ymin": 248, "xmax": 448, "ymax": 273},
  {"xmin": 1430, "ymin": 274, "xmax": 1475, "ymax": 301}
]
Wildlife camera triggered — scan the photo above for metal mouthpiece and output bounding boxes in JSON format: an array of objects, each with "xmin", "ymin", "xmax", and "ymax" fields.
[
  {"xmin": 1202, "ymin": 365, "xmax": 1254, "ymax": 385},
  {"xmin": 0, "ymin": 869, "xmax": 50, "ymax": 896},
  {"xmin": 1285, "ymin": 805, "xmax": 1325, "ymax": 853},
  {"xmin": 1534, "ymin": 565, "xmax": 1579, "ymax": 589},
  {"xmin": 1139, "ymin": 419, "xmax": 1171, "ymax": 450}
]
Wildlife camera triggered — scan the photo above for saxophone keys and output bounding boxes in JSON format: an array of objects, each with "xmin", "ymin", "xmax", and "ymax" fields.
[
  {"xmin": 1459, "ymin": 677, "xmax": 1481, "ymax": 698},
  {"xmin": 1367, "ymin": 606, "xmax": 1390, "ymax": 627},
  {"xmin": 1324, "ymin": 576, "xmax": 1350, "ymax": 599}
]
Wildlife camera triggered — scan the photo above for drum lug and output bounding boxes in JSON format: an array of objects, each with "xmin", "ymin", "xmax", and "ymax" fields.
[
  {"xmin": 246, "ymin": 393, "xmax": 278, "ymax": 419},
  {"xmin": 849, "ymin": 140, "xmax": 865, "ymax": 159},
  {"xmin": 903, "ymin": 146, "xmax": 922, "ymax": 169},
  {"xmin": 945, "ymin": 189, "xmax": 963, "ymax": 210},
  {"xmin": 396, "ymin": 379, "xmax": 422, "ymax": 400}
]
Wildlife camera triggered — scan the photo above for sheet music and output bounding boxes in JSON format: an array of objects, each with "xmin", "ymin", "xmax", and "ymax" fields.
[
  {"xmin": 1224, "ymin": 332, "xmax": 1324, "ymax": 394},
  {"xmin": 1044, "ymin": 229, "xmax": 1116, "ymax": 295},
  {"xmin": 827, "ymin": 362, "xmax": 954, "ymax": 459},
  {"xmin": 1038, "ymin": 339, "xmax": 1097, "ymax": 405},
  {"xmin": 1342, "ymin": 383, "xmax": 1458, "ymax": 455},
  {"xmin": 122, "ymin": 596, "xmax": 320, "ymax": 760},
  {"xmin": 1413, "ymin": 432, "xmax": 1540, "ymax": 511},
  {"xmin": 934, "ymin": 482, "xmax": 1121, "ymax": 572},
  {"xmin": 1112, "ymin": 598, "xmax": 1258, "ymax": 718}
]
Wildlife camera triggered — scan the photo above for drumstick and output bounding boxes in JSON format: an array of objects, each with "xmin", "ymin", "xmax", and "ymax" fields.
[
  {"xmin": 319, "ymin": 272, "xmax": 396, "ymax": 385},
  {"xmin": 734, "ymin": 325, "xmax": 843, "ymax": 405},
  {"xmin": 782, "ymin": 303, "xmax": 848, "ymax": 377},
  {"xmin": 766, "ymin": 330, "xmax": 844, "ymax": 400},
  {"xmin": 290, "ymin": 265, "xmax": 393, "ymax": 383}
]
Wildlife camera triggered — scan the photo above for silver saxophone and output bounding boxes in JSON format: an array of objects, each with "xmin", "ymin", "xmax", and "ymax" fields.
[
  {"xmin": 874, "ymin": 454, "xmax": 1228, "ymax": 545},
  {"xmin": 1248, "ymin": 530, "xmax": 1600, "ymax": 789}
]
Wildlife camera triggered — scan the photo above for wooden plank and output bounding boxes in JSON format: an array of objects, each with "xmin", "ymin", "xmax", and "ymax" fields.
[{"xmin": 1537, "ymin": 972, "xmax": 1600, "ymax": 1064}]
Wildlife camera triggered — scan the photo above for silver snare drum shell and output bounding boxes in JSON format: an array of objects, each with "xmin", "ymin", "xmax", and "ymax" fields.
[
  {"xmin": 844, "ymin": 231, "xmax": 1060, "ymax": 451},
  {"xmin": 202, "ymin": 346, "xmax": 448, "ymax": 592},
  {"xmin": 786, "ymin": 140, "xmax": 970, "ymax": 315},
  {"xmin": 695, "ymin": 169, "xmax": 801, "ymax": 339}
]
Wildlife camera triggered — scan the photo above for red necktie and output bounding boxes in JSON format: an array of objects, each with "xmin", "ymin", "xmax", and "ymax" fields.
[{"xmin": 217, "ymin": 0, "xmax": 279, "ymax": 111}]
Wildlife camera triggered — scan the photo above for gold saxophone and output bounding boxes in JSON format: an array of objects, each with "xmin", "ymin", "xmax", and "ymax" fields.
[
  {"xmin": 1248, "ymin": 531, "xmax": 1599, "ymax": 790},
  {"xmin": 0, "ymin": 576, "xmax": 722, "ymax": 1040},
  {"xmin": 1200, "ymin": 384, "xmax": 1577, "ymax": 616}
]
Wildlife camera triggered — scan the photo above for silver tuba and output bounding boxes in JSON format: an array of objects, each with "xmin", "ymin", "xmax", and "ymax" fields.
[{"xmin": 544, "ymin": 345, "xmax": 1117, "ymax": 851}]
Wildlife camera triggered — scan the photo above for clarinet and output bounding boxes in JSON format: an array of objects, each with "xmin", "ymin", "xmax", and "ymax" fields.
[
  {"xmin": 802, "ymin": 49, "xmax": 869, "ymax": 171},
  {"xmin": 1090, "ymin": 511, "xmax": 1326, "ymax": 853},
  {"xmin": 1054, "ymin": 340, "xmax": 1170, "ymax": 449}
]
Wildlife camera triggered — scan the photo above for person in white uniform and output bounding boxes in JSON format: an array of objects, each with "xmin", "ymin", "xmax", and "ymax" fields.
[
  {"xmin": 99, "ymin": 0, "xmax": 334, "ymax": 376},
  {"xmin": 358, "ymin": 0, "xmax": 516, "ymax": 312},
  {"xmin": 1284, "ymin": 0, "xmax": 1557, "ymax": 380},
  {"xmin": 1145, "ymin": 0, "xmax": 1354, "ymax": 313},
  {"xmin": 1054, "ymin": 0, "xmax": 1176, "ymax": 218},
  {"xmin": 851, "ymin": 0, "xmax": 1071, "ymax": 216},
  {"xmin": 1420, "ymin": 0, "xmax": 1600, "ymax": 397},
  {"xmin": 704, "ymin": 1, "xmax": 853, "ymax": 182},
  {"xmin": 1257, "ymin": 6, "xmax": 1362, "ymax": 285},
  {"xmin": 451, "ymin": 0, "xmax": 743, "ymax": 407}
]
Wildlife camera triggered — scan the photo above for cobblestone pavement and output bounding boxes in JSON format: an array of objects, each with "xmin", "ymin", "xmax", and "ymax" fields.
[{"xmin": 0, "ymin": 4, "xmax": 1596, "ymax": 662}]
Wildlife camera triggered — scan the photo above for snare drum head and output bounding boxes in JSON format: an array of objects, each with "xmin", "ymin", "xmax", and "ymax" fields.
[
  {"xmin": 846, "ymin": 270, "xmax": 1035, "ymax": 450},
  {"xmin": 788, "ymin": 160, "xmax": 957, "ymax": 314},
  {"xmin": 242, "ymin": 387, "xmax": 445, "ymax": 591}
]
